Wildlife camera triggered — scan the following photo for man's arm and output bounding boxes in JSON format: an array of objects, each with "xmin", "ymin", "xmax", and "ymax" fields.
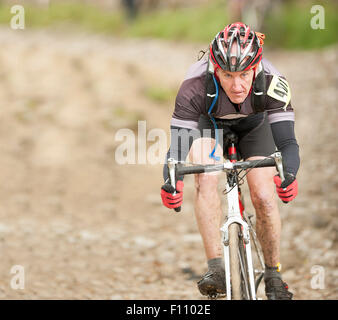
[
  {"xmin": 161, "ymin": 123, "xmax": 200, "ymax": 210},
  {"xmin": 270, "ymin": 119, "xmax": 300, "ymax": 203},
  {"xmin": 161, "ymin": 59, "xmax": 206, "ymax": 208},
  {"xmin": 163, "ymin": 124, "xmax": 200, "ymax": 182},
  {"xmin": 264, "ymin": 72, "xmax": 300, "ymax": 177},
  {"xmin": 270, "ymin": 120, "xmax": 300, "ymax": 176}
]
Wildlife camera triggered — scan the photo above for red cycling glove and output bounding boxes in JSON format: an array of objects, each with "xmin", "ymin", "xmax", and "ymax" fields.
[
  {"xmin": 161, "ymin": 180, "xmax": 184, "ymax": 209},
  {"xmin": 274, "ymin": 174, "xmax": 298, "ymax": 203}
]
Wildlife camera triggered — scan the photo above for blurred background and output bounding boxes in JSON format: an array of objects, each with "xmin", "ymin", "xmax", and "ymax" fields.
[{"xmin": 0, "ymin": 0, "xmax": 336, "ymax": 299}]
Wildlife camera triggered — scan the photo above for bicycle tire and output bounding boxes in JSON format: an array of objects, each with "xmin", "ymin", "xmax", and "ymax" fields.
[
  {"xmin": 238, "ymin": 232, "xmax": 251, "ymax": 299},
  {"xmin": 229, "ymin": 223, "xmax": 242, "ymax": 300}
]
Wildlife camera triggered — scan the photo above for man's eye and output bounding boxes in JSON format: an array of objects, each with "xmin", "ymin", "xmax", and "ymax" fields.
[
  {"xmin": 241, "ymin": 72, "xmax": 248, "ymax": 77},
  {"xmin": 224, "ymin": 73, "xmax": 232, "ymax": 78}
]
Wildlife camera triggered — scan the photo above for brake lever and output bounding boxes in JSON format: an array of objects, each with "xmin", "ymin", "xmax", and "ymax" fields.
[
  {"xmin": 167, "ymin": 158, "xmax": 181, "ymax": 212},
  {"xmin": 272, "ymin": 152, "xmax": 290, "ymax": 204},
  {"xmin": 273, "ymin": 152, "xmax": 285, "ymax": 183}
]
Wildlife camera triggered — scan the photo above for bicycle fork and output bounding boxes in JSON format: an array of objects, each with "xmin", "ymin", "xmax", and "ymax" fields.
[{"xmin": 220, "ymin": 182, "xmax": 257, "ymax": 300}]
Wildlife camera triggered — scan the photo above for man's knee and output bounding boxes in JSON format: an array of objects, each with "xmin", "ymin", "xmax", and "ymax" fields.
[
  {"xmin": 250, "ymin": 189, "xmax": 276, "ymax": 212},
  {"xmin": 246, "ymin": 165, "xmax": 277, "ymax": 213},
  {"xmin": 195, "ymin": 173, "xmax": 219, "ymax": 195}
]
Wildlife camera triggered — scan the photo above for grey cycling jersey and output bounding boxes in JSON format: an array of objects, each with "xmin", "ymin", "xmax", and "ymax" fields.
[{"xmin": 171, "ymin": 57, "xmax": 294, "ymax": 130}]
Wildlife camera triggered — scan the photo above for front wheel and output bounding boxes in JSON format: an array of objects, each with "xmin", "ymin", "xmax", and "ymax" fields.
[
  {"xmin": 229, "ymin": 223, "xmax": 242, "ymax": 299},
  {"xmin": 229, "ymin": 223, "xmax": 251, "ymax": 299}
]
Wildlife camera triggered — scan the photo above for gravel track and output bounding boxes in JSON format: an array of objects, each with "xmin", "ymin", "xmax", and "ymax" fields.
[{"xmin": 0, "ymin": 28, "xmax": 336, "ymax": 299}]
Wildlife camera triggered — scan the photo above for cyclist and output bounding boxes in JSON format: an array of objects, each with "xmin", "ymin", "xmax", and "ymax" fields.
[{"xmin": 160, "ymin": 22, "xmax": 299, "ymax": 300}]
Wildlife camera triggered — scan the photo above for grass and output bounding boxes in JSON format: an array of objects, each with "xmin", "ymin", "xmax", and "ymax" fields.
[
  {"xmin": 0, "ymin": 1, "xmax": 337, "ymax": 49},
  {"xmin": 0, "ymin": 2, "xmax": 124, "ymax": 33},
  {"xmin": 125, "ymin": 2, "xmax": 228, "ymax": 43},
  {"xmin": 143, "ymin": 86, "xmax": 177, "ymax": 104},
  {"xmin": 264, "ymin": 1, "xmax": 338, "ymax": 49}
]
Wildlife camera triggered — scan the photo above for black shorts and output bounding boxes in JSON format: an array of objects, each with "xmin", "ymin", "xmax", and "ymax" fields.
[{"xmin": 198, "ymin": 112, "xmax": 276, "ymax": 160}]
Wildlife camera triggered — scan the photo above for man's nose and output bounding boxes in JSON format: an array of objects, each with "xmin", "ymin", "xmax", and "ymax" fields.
[{"xmin": 232, "ymin": 77, "xmax": 242, "ymax": 91}]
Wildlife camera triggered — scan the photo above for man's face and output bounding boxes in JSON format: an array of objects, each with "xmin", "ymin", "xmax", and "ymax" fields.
[{"xmin": 216, "ymin": 68, "xmax": 254, "ymax": 104}]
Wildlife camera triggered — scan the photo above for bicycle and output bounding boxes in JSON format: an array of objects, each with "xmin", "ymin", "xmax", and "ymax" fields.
[{"xmin": 167, "ymin": 132, "xmax": 285, "ymax": 300}]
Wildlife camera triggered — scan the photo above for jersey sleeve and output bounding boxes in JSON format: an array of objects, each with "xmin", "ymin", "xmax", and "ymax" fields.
[
  {"xmin": 171, "ymin": 76, "xmax": 206, "ymax": 129},
  {"xmin": 171, "ymin": 59, "xmax": 208, "ymax": 129},
  {"xmin": 265, "ymin": 74, "xmax": 295, "ymax": 124},
  {"xmin": 262, "ymin": 58, "xmax": 295, "ymax": 124}
]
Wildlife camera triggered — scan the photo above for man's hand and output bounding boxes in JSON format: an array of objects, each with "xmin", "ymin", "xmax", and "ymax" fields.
[
  {"xmin": 161, "ymin": 180, "xmax": 184, "ymax": 209},
  {"xmin": 273, "ymin": 173, "xmax": 298, "ymax": 203}
]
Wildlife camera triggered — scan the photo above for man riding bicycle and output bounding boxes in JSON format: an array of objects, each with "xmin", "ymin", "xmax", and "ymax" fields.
[{"xmin": 160, "ymin": 22, "xmax": 299, "ymax": 300}]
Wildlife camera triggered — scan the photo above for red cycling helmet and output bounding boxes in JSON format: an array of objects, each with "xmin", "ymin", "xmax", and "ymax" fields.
[{"xmin": 209, "ymin": 22, "xmax": 265, "ymax": 72}]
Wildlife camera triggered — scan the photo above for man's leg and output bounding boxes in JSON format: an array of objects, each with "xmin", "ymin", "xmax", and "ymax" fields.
[
  {"xmin": 245, "ymin": 156, "xmax": 293, "ymax": 299},
  {"xmin": 245, "ymin": 156, "xmax": 281, "ymax": 266},
  {"xmin": 189, "ymin": 137, "xmax": 223, "ymax": 260},
  {"xmin": 189, "ymin": 137, "xmax": 226, "ymax": 295}
]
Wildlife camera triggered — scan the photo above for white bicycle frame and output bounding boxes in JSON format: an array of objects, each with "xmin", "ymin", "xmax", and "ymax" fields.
[{"xmin": 167, "ymin": 152, "xmax": 284, "ymax": 300}]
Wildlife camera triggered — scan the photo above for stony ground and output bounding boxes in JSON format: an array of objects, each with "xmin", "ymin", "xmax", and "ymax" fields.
[{"xmin": 0, "ymin": 27, "xmax": 336, "ymax": 300}]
